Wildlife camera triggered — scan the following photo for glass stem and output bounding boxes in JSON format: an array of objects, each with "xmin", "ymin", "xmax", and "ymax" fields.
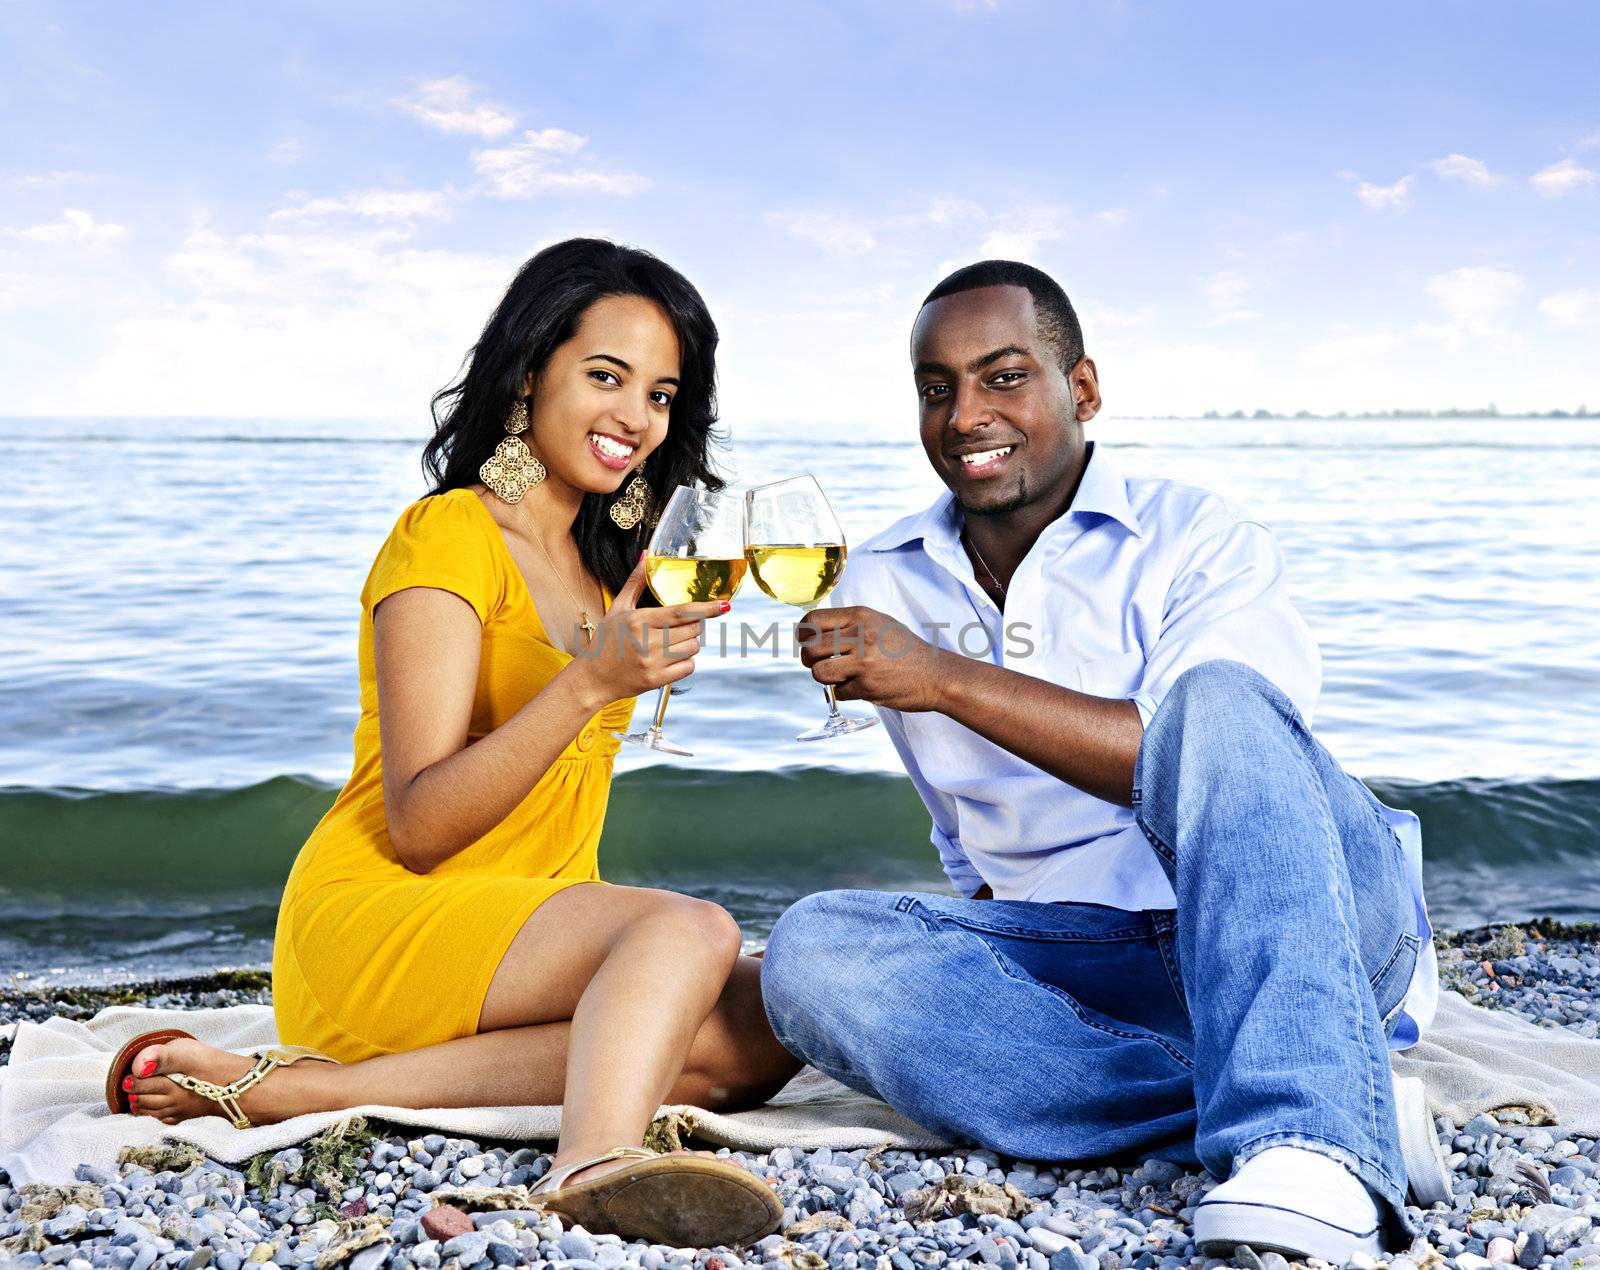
[
  {"xmin": 651, "ymin": 683, "xmax": 674, "ymax": 734},
  {"xmin": 823, "ymin": 683, "xmax": 845, "ymax": 720}
]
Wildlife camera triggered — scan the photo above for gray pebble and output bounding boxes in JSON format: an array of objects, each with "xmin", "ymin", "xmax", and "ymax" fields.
[
  {"xmin": 440, "ymin": 1232, "xmax": 489, "ymax": 1264},
  {"xmin": 1231, "ymin": 1247, "xmax": 1265, "ymax": 1270},
  {"xmin": 347, "ymin": 1248, "xmax": 390, "ymax": 1270}
]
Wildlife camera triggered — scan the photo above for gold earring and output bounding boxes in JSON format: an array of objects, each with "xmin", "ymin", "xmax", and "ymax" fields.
[
  {"xmin": 608, "ymin": 473, "xmax": 652, "ymax": 529},
  {"xmin": 479, "ymin": 398, "xmax": 546, "ymax": 504}
]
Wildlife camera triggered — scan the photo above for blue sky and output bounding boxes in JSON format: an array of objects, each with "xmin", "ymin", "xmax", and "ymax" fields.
[{"xmin": 2, "ymin": 1, "xmax": 1596, "ymax": 432}]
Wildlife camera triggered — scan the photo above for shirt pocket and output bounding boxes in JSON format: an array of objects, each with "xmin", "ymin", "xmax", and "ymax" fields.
[{"xmin": 1072, "ymin": 650, "xmax": 1147, "ymax": 698}]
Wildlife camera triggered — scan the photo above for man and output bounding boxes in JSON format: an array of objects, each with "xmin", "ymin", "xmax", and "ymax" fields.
[{"xmin": 759, "ymin": 260, "xmax": 1438, "ymax": 1262}]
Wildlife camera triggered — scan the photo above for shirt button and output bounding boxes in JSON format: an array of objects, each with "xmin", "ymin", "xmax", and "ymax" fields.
[{"xmin": 576, "ymin": 726, "xmax": 597, "ymax": 752}]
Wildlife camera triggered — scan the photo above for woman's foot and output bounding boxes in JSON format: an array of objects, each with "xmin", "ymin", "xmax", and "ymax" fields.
[
  {"xmin": 532, "ymin": 1149, "xmax": 781, "ymax": 1246},
  {"xmin": 542, "ymin": 1147, "xmax": 721, "ymax": 1191},
  {"xmin": 121, "ymin": 1037, "xmax": 314, "ymax": 1126}
]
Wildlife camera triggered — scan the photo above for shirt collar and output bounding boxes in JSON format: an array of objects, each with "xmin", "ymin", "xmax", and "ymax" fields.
[{"xmin": 863, "ymin": 439, "xmax": 1144, "ymax": 554}]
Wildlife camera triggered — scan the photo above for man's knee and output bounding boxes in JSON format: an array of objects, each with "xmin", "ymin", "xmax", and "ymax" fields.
[
  {"xmin": 761, "ymin": 889, "xmax": 903, "ymax": 1044},
  {"xmin": 1142, "ymin": 659, "xmax": 1292, "ymax": 757},
  {"xmin": 1165, "ymin": 659, "xmax": 1280, "ymax": 720}
]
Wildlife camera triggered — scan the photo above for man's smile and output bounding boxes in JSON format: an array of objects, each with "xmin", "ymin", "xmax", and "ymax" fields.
[{"xmin": 949, "ymin": 442, "xmax": 1019, "ymax": 479}]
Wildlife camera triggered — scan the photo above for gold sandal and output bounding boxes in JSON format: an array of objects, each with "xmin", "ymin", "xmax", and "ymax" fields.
[
  {"xmin": 106, "ymin": 1027, "xmax": 341, "ymax": 1128},
  {"xmin": 530, "ymin": 1146, "xmax": 782, "ymax": 1247}
]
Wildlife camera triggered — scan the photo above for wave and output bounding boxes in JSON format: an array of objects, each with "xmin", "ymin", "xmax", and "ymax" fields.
[{"xmin": 4, "ymin": 770, "xmax": 1599, "ymax": 933}]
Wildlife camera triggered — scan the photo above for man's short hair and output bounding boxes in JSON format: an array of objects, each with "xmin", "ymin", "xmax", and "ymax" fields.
[{"xmin": 922, "ymin": 260, "xmax": 1085, "ymax": 375}]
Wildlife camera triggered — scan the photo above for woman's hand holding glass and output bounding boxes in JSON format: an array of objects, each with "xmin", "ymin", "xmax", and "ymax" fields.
[
  {"xmin": 578, "ymin": 554, "xmax": 723, "ymax": 706},
  {"xmin": 616, "ymin": 485, "xmax": 746, "ymax": 756}
]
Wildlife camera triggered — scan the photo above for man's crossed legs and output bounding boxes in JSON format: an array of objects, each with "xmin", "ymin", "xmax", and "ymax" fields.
[{"xmin": 761, "ymin": 659, "xmax": 1423, "ymax": 1259}]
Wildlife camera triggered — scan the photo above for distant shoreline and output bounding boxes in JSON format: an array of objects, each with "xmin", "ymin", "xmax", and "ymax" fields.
[{"xmin": 1132, "ymin": 407, "xmax": 1597, "ymax": 422}]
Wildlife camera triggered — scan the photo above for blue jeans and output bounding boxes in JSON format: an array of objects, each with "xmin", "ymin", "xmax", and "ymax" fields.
[{"xmin": 761, "ymin": 659, "xmax": 1422, "ymax": 1246}]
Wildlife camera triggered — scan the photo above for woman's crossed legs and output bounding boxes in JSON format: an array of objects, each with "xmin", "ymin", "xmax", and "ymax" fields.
[{"xmin": 123, "ymin": 882, "xmax": 802, "ymax": 1187}]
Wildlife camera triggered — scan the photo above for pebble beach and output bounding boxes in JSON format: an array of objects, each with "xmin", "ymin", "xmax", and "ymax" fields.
[{"xmin": 4, "ymin": 923, "xmax": 1599, "ymax": 1270}]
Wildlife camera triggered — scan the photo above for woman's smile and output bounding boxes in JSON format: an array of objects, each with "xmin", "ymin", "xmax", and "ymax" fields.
[{"xmin": 588, "ymin": 430, "xmax": 639, "ymax": 471}]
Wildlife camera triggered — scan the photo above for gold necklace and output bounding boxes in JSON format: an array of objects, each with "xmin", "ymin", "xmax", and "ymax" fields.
[{"xmin": 527, "ymin": 527, "xmax": 598, "ymax": 646}]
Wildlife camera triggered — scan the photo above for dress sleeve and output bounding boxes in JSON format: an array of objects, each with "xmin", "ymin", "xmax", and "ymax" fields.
[{"xmin": 363, "ymin": 493, "xmax": 505, "ymax": 624}]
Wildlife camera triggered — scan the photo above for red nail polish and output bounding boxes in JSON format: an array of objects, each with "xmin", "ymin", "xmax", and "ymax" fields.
[
  {"xmin": 129, "ymin": 1095, "xmax": 138, "ymax": 1107},
  {"xmin": 719, "ymin": 601, "xmax": 731, "ymax": 614},
  {"xmin": 140, "ymin": 1060, "xmax": 156, "ymax": 1076},
  {"xmin": 122, "ymin": 1076, "xmax": 132, "ymax": 1090}
]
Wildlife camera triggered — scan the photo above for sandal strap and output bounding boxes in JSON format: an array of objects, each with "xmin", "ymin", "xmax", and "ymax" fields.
[
  {"xmin": 530, "ymin": 1146, "xmax": 659, "ymax": 1197},
  {"xmin": 165, "ymin": 1052, "xmax": 284, "ymax": 1129}
]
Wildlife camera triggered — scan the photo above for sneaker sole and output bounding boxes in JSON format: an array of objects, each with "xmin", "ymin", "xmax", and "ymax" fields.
[
  {"xmin": 1394, "ymin": 1073, "xmax": 1453, "ymax": 1207},
  {"xmin": 1194, "ymin": 1199, "xmax": 1382, "ymax": 1263}
]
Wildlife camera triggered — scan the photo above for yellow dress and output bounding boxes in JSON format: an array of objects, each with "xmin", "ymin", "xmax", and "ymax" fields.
[{"xmin": 271, "ymin": 488, "xmax": 635, "ymax": 1062}]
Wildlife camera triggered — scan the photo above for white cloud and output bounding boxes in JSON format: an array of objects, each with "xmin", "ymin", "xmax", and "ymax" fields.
[
  {"xmin": 1427, "ymin": 154, "xmax": 1500, "ymax": 187},
  {"xmin": 975, "ymin": 208, "xmax": 1063, "ymax": 261},
  {"xmin": 1530, "ymin": 158, "xmax": 1597, "ymax": 198},
  {"xmin": 1355, "ymin": 176, "xmax": 1411, "ymax": 211},
  {"xmin": 1538, "ymin": 288, "xmax": 1595, "ymax": 329},
  {"xmin": 768, "ymin": 211, "xmax": 876, "ymax": 256},
  {"xmin": 269, "ymin": 139, "xmax": 306, "ymax": 164},
  {"xmin": 470, "ymin": 129, "xmax": 648, "ymax": 199},
  {"xmin": 1203, "ymin": 270, "xmax": 1259, "ymax": 323},
  {"xmin": 1095, "ymin": 208, "xmax": 1130, "ymax": 226},
  {"xmin": 1419, "ymin": 264, "xmax": 1523, "ymax": 347},
  {"xmin": 1081, "ymin": 302, "xmax": 1152, "ymax": 332},
  {"xmin": 392, "ymin": 76, "xmax": 517, "ymax": 139},
  {"xmin": 62, "ymin": 217, "xmax": 520, "ymax": 416},
  {"xmin": 1579, "ymin": 132, "xmax": 1600, "ymax": 151},
  {"xmin": 268, "ymin": 189, "xmax": 452, "ymax": 223},
  {"xmin": 3, "ymin": 208, "xmax": 128, "ymax": 246},
  {"xmin": 9, "ymin": 170, "xmax": 94, "ymax": 188},
  {"xmin": 1099, "ymin": 339, "xmax": 1265, "ymax": 415},
  {"xmin": 1300, "ymin": 326, "xmax": 1403, "ymax": 366},
  {"xmin": 919, "ymin": 198, "xmax": 986, "ymax": 227}
]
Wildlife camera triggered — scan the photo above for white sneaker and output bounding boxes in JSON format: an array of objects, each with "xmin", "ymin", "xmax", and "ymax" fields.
[
  {"xmin": 1193, "ymin": 1146, "xmax": 1383, "ymax": 1263},
  {"xmin": 1393, "ymin": 1073, "xmax": 1452, "ymax": 1207}
]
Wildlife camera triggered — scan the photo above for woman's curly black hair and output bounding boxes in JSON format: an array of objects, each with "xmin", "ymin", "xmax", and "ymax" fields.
[{"xmin": 422, "ymin": 237, "xmax": 725, "ymax": 595}]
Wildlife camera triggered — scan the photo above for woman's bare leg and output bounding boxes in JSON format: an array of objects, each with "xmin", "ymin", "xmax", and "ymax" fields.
[{"xmin": 125, "ymin": 884, "xmax": 802, "ymax": 1168}]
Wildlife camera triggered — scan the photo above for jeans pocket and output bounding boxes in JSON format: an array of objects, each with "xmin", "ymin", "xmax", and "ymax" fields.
[{"xmin": 1371, "ymin": 930, "xmax": 1423, "ymax": 1031}]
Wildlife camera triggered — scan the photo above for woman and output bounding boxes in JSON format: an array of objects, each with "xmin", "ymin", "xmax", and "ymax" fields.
[{"xmin": 105, "ymin": 238, "xmax": 802, "ymax": 1247}]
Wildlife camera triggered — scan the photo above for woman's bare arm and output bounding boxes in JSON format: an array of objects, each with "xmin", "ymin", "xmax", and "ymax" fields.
[
  {"xmin": 374, "ymin": 587, "xmax": 606, "ymax": 873},
  {"xmin": 374, "ymin": 566, "xmax": 726, "ymax": 874}
]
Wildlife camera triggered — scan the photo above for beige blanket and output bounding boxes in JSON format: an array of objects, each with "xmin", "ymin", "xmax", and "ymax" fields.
[
  {"xmin": 2, "ymin": 991, "xmax": 1594, "ymax": 1186},
  {"xmin": 0, "ymin": 1004, "xmax": 945, "ymax": 1186}
]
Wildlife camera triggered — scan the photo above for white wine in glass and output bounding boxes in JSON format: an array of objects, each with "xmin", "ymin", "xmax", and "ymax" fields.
[
  {"xmin": 743, "ymin": 546, "xmax": 845, "ymax": 607},
  {"xmin": 744, "ymin": 475, "xmax": 878, "ymax": 742},
  {"xmin": 617, "ymin": 485, "xmax": 745, "ymax": 757},
  {"xmin": 645, "ymin": 555, "xmax": 748, "ymax": 604}
]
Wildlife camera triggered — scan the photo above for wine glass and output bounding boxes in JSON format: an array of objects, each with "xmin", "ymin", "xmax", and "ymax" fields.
[
  {"xmin": 616, "ymin": 485, "xmax": 747, "ymax": 757},
  {"xmin": 744, "ymin": 474, "xmax": 878, "ymax": 742}
]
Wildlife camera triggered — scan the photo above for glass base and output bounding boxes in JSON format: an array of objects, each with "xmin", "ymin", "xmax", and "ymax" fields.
[
  {"xmin": 614, "ymin": 727, "xmax": 694, "ymax": 757},
  {"xmin": 796, "ymin": 712, "xmax": 879, "ymax": 742}
]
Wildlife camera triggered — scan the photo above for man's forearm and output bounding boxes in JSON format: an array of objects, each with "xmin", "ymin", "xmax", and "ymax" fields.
[{"xmin": 933, "ymin": 651, "xmax": 1143, "ymax": 807}]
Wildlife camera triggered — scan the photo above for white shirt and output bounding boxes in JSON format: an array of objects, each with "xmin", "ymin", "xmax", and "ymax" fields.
[{"xmin": 833, "ymin": 441, "xmax": 1437, "ymax": 1048}]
